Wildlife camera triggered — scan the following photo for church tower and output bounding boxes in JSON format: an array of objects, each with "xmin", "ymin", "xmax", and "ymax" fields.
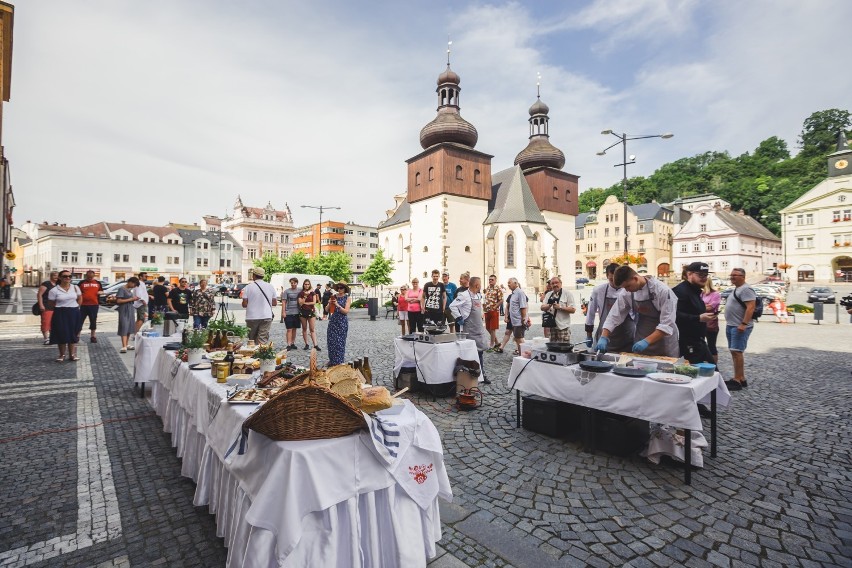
[
  {"xmin": 828, "ymin": 131, "xmax": 852, "ymax": 178},
  {"xmin": 403, "ymin": 51, "xmax": 492, "ymax": 277}
]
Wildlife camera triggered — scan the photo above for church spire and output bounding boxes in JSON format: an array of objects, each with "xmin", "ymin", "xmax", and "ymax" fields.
[
  {"xmin": 514, "ymin": 74, "xmax": 566, "ymax": 171},
  {"xmin": 418, "ymin": 42, "xmax": 478, "ymax": 149}
]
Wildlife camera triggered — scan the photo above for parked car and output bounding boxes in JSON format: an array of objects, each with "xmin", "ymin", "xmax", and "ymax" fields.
[
  {"xmin": 576, "ymin": 277, "xmax": 590, "ymax": 284},
  {"xmin": 806, "ymin": 287, "xmax": 836, "ymax": 304},
  {"xmin": 98, "ymin": 281, "xmax": 127, "ymax": 305}
]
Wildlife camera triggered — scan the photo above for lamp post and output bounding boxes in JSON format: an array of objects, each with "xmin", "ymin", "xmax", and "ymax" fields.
[
  {"xmin": 597, "ymin": 130, "xmax": 673, "ymax": 258},
  {"xmin": 301, "ymin": 205, "xmax": 340, "ymax": 258}
]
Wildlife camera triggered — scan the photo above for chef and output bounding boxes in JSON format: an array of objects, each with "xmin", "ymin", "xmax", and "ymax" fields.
[
  {"xmin": 449, "ymin": 276, "xmax": 492, "ymax": 384},
  {"xmin": 596, "ymin": 265, "xmax": 679, "ymax": 357},
  {"xmin": 584, "ymin": 263, "xmax": 634, "ymax": 352}
]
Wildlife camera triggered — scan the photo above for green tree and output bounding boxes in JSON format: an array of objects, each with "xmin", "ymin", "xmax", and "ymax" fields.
[
  {"xmin": 281, "ymin": 251, "xmax": 311, "ymax": 274},
  {"xmin": 797, "ymin": 109, "xmax": 851, "ymax": 158},
  {"xmin": 252, "ymin": 252, "xmax": 285, "ymax": 282},
  {"xmin": 311, "ymin": 252, "xmax": 352, "ymax": 283},
  {"xmin": 753, "ymin": 136, "xmax": 790, "ymax": 162},
  {"xmin": 360, "ymin": 249, "xmax": 393, "ymax": 294}
]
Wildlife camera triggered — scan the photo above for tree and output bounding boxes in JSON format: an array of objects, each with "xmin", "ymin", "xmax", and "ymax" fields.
[
  {"xmin": 797, "ymin": 109, "xmax": 851, "ymax": 158},
  {"xmin": 311, "ymin": 252, "xmax": 352, "ymax": 283},
  {"xmin": 360, "ymin": 249, "xmax": 393, "ymax": 295},
  {"xmin": 252, "ymin": 252, "xmax": 286, "ymax": 282},
  {"xmin": 753, "ymin": 136, "xmax": 790, "ymax": 162},
  {"xmin": 281, "ymin": 251, "xmax": 311, "ymax": 274}
]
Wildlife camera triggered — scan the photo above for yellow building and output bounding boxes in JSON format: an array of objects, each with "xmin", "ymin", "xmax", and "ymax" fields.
[{"xmin": 575, "ymin": 195, "xmax": 678, "ymax": 279}]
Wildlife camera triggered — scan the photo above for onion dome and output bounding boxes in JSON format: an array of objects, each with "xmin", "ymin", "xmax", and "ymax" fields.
[
  {"xmin": 514, "ymin": 95, "xmax": 565, "ymax": 171},
  {"xmin": 419, "ymin": 64, "xmax": 478, "ymax": 149}
]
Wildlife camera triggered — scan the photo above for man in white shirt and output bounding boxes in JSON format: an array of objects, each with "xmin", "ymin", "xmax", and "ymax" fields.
[
  {"xmin": 596, "ymin": 266, "xmax": 679, "ymax": 357},
  {"xmin": 241, "ymin": 267, "xmax": 278, "ymax": 344},
  {"xmin": 584, "ymin": 263, "xmax": 634, "ymax": 351},
  {"xmin": 133, "ymin": 273, "xmax": 150, "ymax": 336},
  {"xmin": 540, "ymin": 276, "xmax": 575, "ymax": 343}
]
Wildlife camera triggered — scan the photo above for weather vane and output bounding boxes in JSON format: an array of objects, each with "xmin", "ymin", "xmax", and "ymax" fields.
[
  {"xmin": 537, "ymin": 71, "xmax": 541, "ymax": 98},
  {"xmin": 447, "ymin": 36, "xmax": 452, "ymax": 65}
]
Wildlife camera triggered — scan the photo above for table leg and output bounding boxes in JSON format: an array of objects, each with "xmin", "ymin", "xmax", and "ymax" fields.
[
  {"xmin": 139, "ymin": 382, "xmax": 145, "ymax": 398},
  {"xmin": 710, "ymin": 390, "xmax": 717, "ymax": 458},
  {"xmin": 684, "ymin": 429, "xmax": 692, "ymax": 485},
  {"xmin": 516, "ymin": 390, "xmax": 521, "ymax": 428},
  {"xmin": 584, "ymin": 409, "xmax": 596, "ymax": 454}
]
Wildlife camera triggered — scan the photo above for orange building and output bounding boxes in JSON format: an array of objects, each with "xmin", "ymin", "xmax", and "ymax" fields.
[{"xmin": 293, "ymin": 221, "xmax": 345, "ymax": 258}]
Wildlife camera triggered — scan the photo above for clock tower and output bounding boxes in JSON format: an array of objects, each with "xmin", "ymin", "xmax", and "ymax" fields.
[{"xmin": 828, "ymin": 131, "xmax": 852, "ymax": 177}]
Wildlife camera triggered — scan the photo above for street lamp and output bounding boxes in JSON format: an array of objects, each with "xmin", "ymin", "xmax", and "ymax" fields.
[
  {"xmin": 597, "ymin": 130, "xmax": 673, "ymax": 257},
  {"xmin": 301, "ymin": 205, "xmax": 340, "ymax": 257}
]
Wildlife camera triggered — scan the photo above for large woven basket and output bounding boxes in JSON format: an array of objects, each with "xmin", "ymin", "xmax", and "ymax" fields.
[{"xmin": 242, "ymin": 383, "xmax": 367, "ymax": 441}]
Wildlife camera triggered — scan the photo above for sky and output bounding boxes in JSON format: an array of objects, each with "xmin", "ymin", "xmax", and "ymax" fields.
[{"xmin": 6, "ymin": 0, "xmax": 852, "ymax": 229}]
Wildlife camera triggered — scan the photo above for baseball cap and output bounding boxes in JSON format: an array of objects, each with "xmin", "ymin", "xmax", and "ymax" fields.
[
  {"xmin": 251, "ymin": 266, "xmax": 266, "ymax": 277},
  {"xmin": 685, "ymin": 261, "xmax": 709, "ymax": 274}
]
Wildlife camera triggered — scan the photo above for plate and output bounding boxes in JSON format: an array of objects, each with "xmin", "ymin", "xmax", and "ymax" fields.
[
  {"xmin": 612, "ymin": 367, "xmax": 648, "ymax": 377},
  {"xmin": 189, "ymin": 362, "xmax": 212, "ymax": 370},
  {"xmin": 647, "ymin": 372, "xmax": 691, "ymax": 384},
  {"xmin": 206, "ymin": 351, "xmax": 228, "ymax": 361}
]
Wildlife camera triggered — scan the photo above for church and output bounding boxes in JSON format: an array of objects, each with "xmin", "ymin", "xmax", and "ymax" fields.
[{"xmin": 378, "ymin": 61, "xmax": 579, "ymax": 294}]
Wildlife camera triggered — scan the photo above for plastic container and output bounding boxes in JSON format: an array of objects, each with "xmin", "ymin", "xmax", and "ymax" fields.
[
  {"xmin": 519, "ymin": 343, "xmax": 533, "ymax": 358},
  {"xmin": 695, "ymin": 363, "xmax": 716, "ymax": 377},
  {"xmin": 632, "ymin": 360, "xmax": 658, "ymax": 372}
]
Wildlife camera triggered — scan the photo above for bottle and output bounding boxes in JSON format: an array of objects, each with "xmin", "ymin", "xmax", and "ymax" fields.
[
  {"xmin": 181, "ymin": 328, "xmax": 189, "ymax": 346},
  {"xmin": 362, "ymin": 357, "xmax": 372, "ymax": 384},
  {"xmin": 206, "ymin": 329, "xmax": 214, "ymax": 346},
  {"xmin": 354, "ymin": 359, "xmax": 362, "ymax": 373},
  {"xmin": 223, "ymin": 350, "xmax": 235, "ymax": 376}
]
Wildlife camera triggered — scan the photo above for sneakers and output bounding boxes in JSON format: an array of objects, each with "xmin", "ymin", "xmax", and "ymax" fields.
[
  {"xmin": 90, "ymin": 336, "xmax": 97, "ymax": 343},
  {"xmin": 482, "ymin": 378, "xmax": 492, "ymax": 385},
  {"xmin": 314, "ymin": 345, "xmax": 322, "ymax": 351},
  {"xmin": 286, "ymin": 344, "xmax": 297, "ymax": 351},
  {"xmin": 43, "ymin": 339, "xmax": 50, "ymax": 346},
  {"xmin": 724, "ymin": 379, "xmax": 745, "ymax": 391}
]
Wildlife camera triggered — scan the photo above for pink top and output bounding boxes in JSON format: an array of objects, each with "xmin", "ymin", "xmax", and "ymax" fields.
[{"xmin": 405, "ymin": 289, "xmax": 423, "ymax": 312}]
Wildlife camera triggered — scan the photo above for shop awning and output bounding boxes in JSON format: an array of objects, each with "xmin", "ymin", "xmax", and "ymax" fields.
[{"xmin": 586, "ymin": 261, "xmax": 597, "ymax": 268}]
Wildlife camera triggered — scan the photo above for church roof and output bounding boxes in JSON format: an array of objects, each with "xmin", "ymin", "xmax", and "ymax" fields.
[
  {"xmin": 378, "ymin": 197, "xmax": 410, "ymax": 229},
  {"xmin": 484, "ymin": 166, "xmax": 547, "ymax": 225}
]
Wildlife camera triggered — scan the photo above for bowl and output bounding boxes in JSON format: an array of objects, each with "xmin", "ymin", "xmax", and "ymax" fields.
[
  {"xmin": 633, "ymin": 360, "xmax": 659, "ymax": 372},
  {"xmin": 694, "ymin": 363, "xmax": 717, "ymax": 377}
]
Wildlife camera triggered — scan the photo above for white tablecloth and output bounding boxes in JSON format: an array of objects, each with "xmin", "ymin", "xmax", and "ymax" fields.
[
  {"xmin": 506, "ymin": 357, "xmax": 731, "ymax": 431},
  {"xmin": 132, "ymin": 333, "xmax": 178, "ymax": 384},
  {"xmin": 142, "ymin": 348, "xmax": 452, "ymax": 567},
  {"xmin": 393, "ymin": 338, "xmax": 480, "ymax": 384}
]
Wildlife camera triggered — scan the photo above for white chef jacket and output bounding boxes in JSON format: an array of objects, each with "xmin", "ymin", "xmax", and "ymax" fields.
[
  {"xmin": 449, "ymin": 289, "xmax": 474, "ymax": 321},
  {"xmin": 602, "ymin": 277, "xmax": 677, "ymax": 336}
]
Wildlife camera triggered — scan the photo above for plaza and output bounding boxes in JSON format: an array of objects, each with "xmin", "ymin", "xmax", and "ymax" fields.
[{"xmin": 0, "ymin": 289, "xmax": 850, "ymax": 567}]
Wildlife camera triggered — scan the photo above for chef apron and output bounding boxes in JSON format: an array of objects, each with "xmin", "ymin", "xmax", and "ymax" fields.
[
  {"xmin": 631, "ymin": 279, "xmax": 679, "ymax": 358},
  {"xmin": 464, "ymin": 292, "xmax": 490, "ymax": 352},
  {"xmin": 596, "ymin": 285, "xmax": 634, "ymax": 353}
]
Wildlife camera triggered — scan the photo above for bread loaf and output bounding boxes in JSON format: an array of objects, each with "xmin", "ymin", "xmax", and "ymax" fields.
[{"xmin": 359, "ymin": 386, "xmax": 393, "ymax": 414}]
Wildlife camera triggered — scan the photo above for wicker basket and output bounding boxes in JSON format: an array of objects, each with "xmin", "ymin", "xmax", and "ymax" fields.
[{"xmin": 242, "ymin": 383, "xmax": 367, "ymax": 441}]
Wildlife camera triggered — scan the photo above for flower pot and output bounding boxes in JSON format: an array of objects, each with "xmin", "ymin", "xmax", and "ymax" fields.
[
  {"xmin": 259, "ymin": 359, "xmax": 276, "ymax": 373},
  {"xmin": 187, "ymin": 348, "xmax": 206, "ymax": 365}
]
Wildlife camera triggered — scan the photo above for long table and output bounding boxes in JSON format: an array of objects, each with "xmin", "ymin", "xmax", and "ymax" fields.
[
  {"xmin": 506, "ymin": 357, "xmax": 731, "ymax": 484},
  {"xmin": 393, "ymin": 338, "xmax": 479, "ymax": 385},
  {"xmin": 138, "ymin": 336, "xmax": 453, "ymax": 567}
]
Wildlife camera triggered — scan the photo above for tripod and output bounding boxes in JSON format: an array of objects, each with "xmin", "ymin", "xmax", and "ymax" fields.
[{"xmin": 213, "ymin": 289, "xmax": 231, "ymax": 322}]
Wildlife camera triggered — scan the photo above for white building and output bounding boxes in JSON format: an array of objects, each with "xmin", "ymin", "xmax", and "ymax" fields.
[
  {"xmin": 222, "ymin": 197, "xmax": 295, "ymax": 282},
  {"xmin": 779, "ymin": 134, "xmax": 852, "ymax": 283},
  {"xmin": 176, "ymin": 228, "xmax": 243, "ymax": 285},
  {"xmin": 343, "ymin": 222, "xmax": 379, "ymax": 280},
  {"xmin": 19, "ymin": 221, "xmax": 186, "ymax": 285},
  {"xmin": 672, "ymin": 202, "xmax": 782, "ymax": 278},
  {"xmin": 378, "ymin": 62, "xmax": 578, "ymax": 294}
]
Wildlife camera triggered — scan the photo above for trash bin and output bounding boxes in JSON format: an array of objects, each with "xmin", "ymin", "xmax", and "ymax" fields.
[
  {"xmin": 813, "ymin": 301, "xmax": 823, "ymax": 323},
  {"xmin": 367, "ymin": 297, "xmax": 379, "ymax": 321}
]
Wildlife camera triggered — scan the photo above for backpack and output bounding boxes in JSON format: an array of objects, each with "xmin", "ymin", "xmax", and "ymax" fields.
[{"xmin": 733, "ymin": 287, "xmax": 763, "ymax": 320}]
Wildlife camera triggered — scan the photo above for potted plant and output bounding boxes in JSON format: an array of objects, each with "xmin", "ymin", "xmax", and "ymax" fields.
[
  {"xmin": 254, "ymin": 342, "xmax": 277, "ymax": 373},
  {"xmin": 183, "ymin": 330, "xmax": 208, "ymax": 364}
]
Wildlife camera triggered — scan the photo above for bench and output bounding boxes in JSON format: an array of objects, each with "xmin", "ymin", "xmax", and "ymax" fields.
[{"xmin": 385, "ymin": 304, "xmax": 398, "ymax": 319}]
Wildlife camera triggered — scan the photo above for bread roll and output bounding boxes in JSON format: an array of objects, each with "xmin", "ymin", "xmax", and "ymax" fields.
[{"xmin": 359, "ymin": 386, "xmax": 393, "ymax": 414}]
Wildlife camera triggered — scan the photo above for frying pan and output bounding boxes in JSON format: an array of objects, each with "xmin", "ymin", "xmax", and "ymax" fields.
[{"xmin": 545, "ymin": 341, "xmax": 586, "ymax": 353}]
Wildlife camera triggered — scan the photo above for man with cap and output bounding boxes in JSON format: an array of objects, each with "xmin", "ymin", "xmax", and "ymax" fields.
[
  {"xmin": 242, "ymin": 267, "xmax": 278, "ymax": 344},
  {"xmin": 280, "ymin": 276, "xmax": 302, "ymax": 350},
  {"xmin": 672, "ymin": 261, "xmax": 717, "ymax": 365}
]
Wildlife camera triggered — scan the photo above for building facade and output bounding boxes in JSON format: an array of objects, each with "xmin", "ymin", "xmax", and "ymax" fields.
[
  {"xmin": 177, "ymin": 228, "xmax": 243, "ymax": 284},
  {"xmin": 672, "ymin": 202, "xmax": 782, "ymax": 277},
  {"xmin": 0, "ymin": 2, "xmax": 14, "ymax": 280},
  {"xmin": 293, "ymin": 221, "xmax": 345, "ymax": 257},
  {"xmin": 221, "ymin": 197, "xmax": 295, "ymax": 282},
  {"xmin": 779, "ymin": 134, "xmax": 852, "ymax": 283},
  {"xmin": 378, "ymin": 61, "xmax": 578, "ymax": 294},
  {"xmin": 575, "ymin": 195, "xmax": 678, "ymax": 279}
]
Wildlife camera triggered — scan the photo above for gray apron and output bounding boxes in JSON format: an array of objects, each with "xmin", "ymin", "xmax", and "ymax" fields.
[
  {"xmin": 464, "ymin": 293, "xmax": 490, "ymax": 351},
  {"xmin": 596, "ymin": 285, "xmax": 634, "ymax": 353},
  {"xmin": 631, "ymin": 280, "xmax": 679, "ymax": 357}
]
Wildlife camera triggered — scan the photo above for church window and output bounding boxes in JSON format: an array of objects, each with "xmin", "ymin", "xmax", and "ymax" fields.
[
  {"xmin": 415, "ymin": 172, "xmax": 421, "ymax": 186},
  {"xmin": 553, "ymin": 187, "xmax": 559, "ymax": 199},
  {"xmin": 455, "ymin": 165, "xmax": 463, "ymax": 180},
  {"xmin": 428, "ymin": 167, "xmax": 434, "ymax": 181},
  {"xmin": 474, "ymin": 169, "xmax": 481, "ymax": 183},
  {"xmin": 464, "ymin": 246, "xmax": 471, "ymax": 252},
  {"xmin": 423, "ymin": 246, "xmax": 429, "ymax": 253},
  {"xmin": 397, "ymin": 236, "xmax": 403, "ymax": 260},
  {"xmin": 506, "ymin": 233, "xmax": 515, "ymax": 268}
]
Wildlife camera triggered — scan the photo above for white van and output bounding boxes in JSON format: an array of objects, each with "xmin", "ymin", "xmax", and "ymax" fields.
[{"xmin": 269, "ymin": 273, "xmax": 336, "ymax": 298}]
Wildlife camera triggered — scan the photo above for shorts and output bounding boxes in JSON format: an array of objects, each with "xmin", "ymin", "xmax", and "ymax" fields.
[
  {"xmin": 246, "ymin": 319, "xmax": 272, "ymax": 343},
  {"xmin": 80, "ymin": 304, "xmax": 99, "ymax": 330},
  {"xmin": 284, "ymin": 314, "xmax": 301, "ymax": 329},
  {"xmin": 398, "ymin": 311, "xmax": 409, "ymax": 321},
  {"xmin": 424, "ymin": 310, "xmax": 444, "ymax": 326},
  {"xmin": 136, "ymin": 305, "xmax": 147, "ymax": 322},
  {"xmin": 506, "ymin": 320, "xmax": 526, "ymax": 339},
  {"xmin": 444, "ymin": 308, "xmax": 455, "ymax": 324},
  {"xmin": 725, "ymin": 325, "xmax": 753, "ymax": 352},
  {"xmin": 485, "ymin": 310, "xmax": 499, "ymax": 331}
]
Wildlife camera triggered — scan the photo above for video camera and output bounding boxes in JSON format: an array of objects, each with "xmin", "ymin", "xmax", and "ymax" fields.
[{"xmin": 840, "ymin": 294, "xmax": 852, "ymax": 309}]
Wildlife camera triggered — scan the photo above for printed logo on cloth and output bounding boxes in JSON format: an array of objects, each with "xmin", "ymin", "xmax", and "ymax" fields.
[
  {"xmin": 409, "ymin": 463, "xmax": 434, "ymax": 484},
  {"xmin": 570, "ymin": 368, "xmax": 598, "ymax": 386}
]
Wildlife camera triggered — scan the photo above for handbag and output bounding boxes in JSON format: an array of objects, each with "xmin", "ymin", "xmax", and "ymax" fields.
[
  {"xmin": 31, "ymin": 302, "xmax": 41, "ymax": 316},
  {"xmin": 541, "ymin": 289, "xmax": 562, "ymax": 328}
]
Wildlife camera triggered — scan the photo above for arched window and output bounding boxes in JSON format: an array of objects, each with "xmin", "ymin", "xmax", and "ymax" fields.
[
  {"xmin": 384, "ymin": 237, "xmax": 390, "ymax": 256},
  {"xmin": 423, "ymin": 246, "xmax": 429, "ymax": 253},
  {"xmin": 474, "ymin": 169, "xmax": 481, "ymax": 183},
  {"xmin": 428, "ymin": 167, "xmax": 434, "ymax": 181},
  {"xmin": 397, "ymin": 235, "xmax": 403, "ymax": 259},
  {"xmin": 506, "ymin": 233, "xmax": 515, "ymax": 268},
  {"xmin": 455, "ymin": 165, "xmax": 463, "ymax": 180},
  {"xmin": 553, "ymin": 186, "xmax": 559, "ymax": 199},
  {"xmin": 415, "ymin": 172, "xmax": 421, "ymax": 186},
  {"xmin": 565, "ymin": 189, "xmax": 571, "ymax": 201},
  {"xmin": 464, "ymin": 245, "xmax": 471, "ymax": 252}
]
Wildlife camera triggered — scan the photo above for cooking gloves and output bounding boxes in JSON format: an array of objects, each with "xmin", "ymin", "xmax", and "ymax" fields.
[
  {"xmin": 595, "ymin": 337, "xmax": 609, "ymax": 352},
  {"xmin": 585, "ymin": 337, "xmax": 593, "ymax": 348},
  {"xmin": 632, "ymin": 339, "xmax": 649, "ymax": 353}
]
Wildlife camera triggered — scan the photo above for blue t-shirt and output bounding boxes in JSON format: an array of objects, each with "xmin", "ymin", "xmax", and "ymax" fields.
[{"xmin": 444, "ymin": 282, "xmax": 457, "ymax": 308}]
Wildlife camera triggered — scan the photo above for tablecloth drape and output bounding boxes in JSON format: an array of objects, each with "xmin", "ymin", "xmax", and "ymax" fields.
[{"xmin": 393, "ymin": 338, "xmax": 479, "ymax": 384}]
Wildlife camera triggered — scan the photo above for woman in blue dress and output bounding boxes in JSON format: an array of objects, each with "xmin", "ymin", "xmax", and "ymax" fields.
[{"xmin": 326, "ymin": 282, "xmax": 352, "ymax": 366}]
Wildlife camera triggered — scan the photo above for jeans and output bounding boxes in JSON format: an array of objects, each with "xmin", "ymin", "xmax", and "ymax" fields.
[
  {"xmin": 725, "ymin": 325, "xmax": 753, "ymax": 352},
  {"xmin": 193, "ymin": 315, "xmax": 211, "ymax": 329}
]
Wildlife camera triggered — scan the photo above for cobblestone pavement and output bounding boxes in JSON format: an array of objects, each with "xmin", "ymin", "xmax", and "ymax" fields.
[{"xmin": 1, "ymin": 296, "xmax": 850, "ymax": 567}]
